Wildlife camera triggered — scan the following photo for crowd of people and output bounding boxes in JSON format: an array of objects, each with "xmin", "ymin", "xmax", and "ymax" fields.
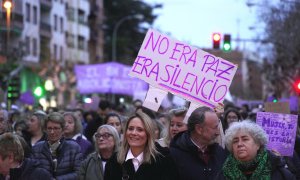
[{"xmin": 0, "ymin": 99, "xmax": 299, "ymax": 180}]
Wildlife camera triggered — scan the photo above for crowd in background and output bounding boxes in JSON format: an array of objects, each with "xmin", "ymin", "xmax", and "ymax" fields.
[{"xmin": 0, "ymin": 99, "xmax": 300, "ymax": 180}]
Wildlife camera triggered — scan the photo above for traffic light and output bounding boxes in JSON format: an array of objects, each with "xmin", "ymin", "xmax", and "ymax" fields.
[
  {"xmin": 7, "ymin": 76, "xmax": 20, "ymax": 101},
  {"xmin": 212, "ymin": 33, "xmax": 221, "ymax": 49},
  {"xmin": 294, "ymin": 80, "xmax": 300, "ymax": 95},
  {"xmin": 223, "ymin": 34, "xmax": 231, "ymax": 52}
]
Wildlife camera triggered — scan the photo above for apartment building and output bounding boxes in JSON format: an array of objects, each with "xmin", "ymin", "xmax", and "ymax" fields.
[{"xmin": 0, "ymin": 0, "xmax": 93, "ymax": 65}]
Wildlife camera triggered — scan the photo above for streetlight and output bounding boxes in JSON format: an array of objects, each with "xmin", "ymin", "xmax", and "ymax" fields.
[
  {"xmin": 112, "ymin": 14, "xmax": 143, "ymax": 61},
  {"xmin": 2, "ymin": 0, "xmax": 12, "ymax": 33}
]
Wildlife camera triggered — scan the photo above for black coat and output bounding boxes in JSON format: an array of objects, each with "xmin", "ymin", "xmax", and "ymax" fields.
[
  {"xmin": 104, "ymin": 149, "xmax": 179, "ymax": 180},
  {"xmin": 170, "ymin": 131, "xmax": 228, "ymax": 180},
  {"xmin": 0, "ymin": 158, "xmax": 52, "ymax": 180},
  {"xmin": 214, "ymin": 151, "xmax": 296, "ymax": 180}
]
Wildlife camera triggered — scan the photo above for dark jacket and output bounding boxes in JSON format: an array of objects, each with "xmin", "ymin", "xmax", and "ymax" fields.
[
  {"xmin": 214, "ymin": 151, "xmax": 296, "ymax": 180},
  {"xmin": 170, "ymin": 131, "xmax": 228, "ymax": 180},
  {"xmin": 84, "ymin": 116, "xmax": 103, "ymax": 143},
  {"xmin": 104, "ymin": 150, "xmax": 179, "ymax": 180},
  {"xmin": 69, "ymin": 135, "xmax": 94, "ymax": 159},
  {"xmin": 0, "ymin": 158, "xmax": 52, "ymax": 180},
  {"xmin": 31, "ymin": 138, "xmax": 83, "ymax": 180},
  {"xmin": 78, "ymin": 152, "xmax": 104, "ymax": 180}
]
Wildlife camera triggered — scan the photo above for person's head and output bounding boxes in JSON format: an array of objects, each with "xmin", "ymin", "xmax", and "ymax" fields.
[
  {"xmin": 44, "ymin": 112, "xmax": 65, "ymax": 144},
  {"xmin": 0, "ymin": 109, "xmax": 9, "ymax": 134},
  {"xmin": 98, "ymin": 100, "xmax": 112, "ymax": 118},
  {"xmin": 169, "ymin": 107, "xmax": 188, "ymax": 139},
  {"xmin": 63, "ymin": 112, "xmax": 83, "ymax": 138},
  {"xmin": 157, "ymin": 113, "xmax": 168, "ymax": 128},
  {"xmin": 188, "ymin": 106, "xmax": 220, "ymax": 145},
  {"xmin": 225, "ymin": 120, "xmax": 268, "ymax": 162},
  {"xmin": 94, "ymin": 125, "xmax": 120, "ymax": 155},
  {"xmin": 222, "ymin": 108, "xmax": 241, "ymax": 131},
  {"xmin": 104, "ymin": 113, "xmax": 122, "ymax": 135},
  {"xmin": 13, "ymin": 120, "xmax": 27, "ymax": 136},
  {"xmin": 27, "ymin": 111, "xmax": 47, "ymax": 135},
  {"xmin": 133, "ymin": 99, "xmax": 142, "ymax": 109},
  {"xmin": 153, "ymin": 119, "xmax": 164, "ymax": 140},
  {"xmin": 117, "ymin": 109, "xmax": 157, "ymax": 164},
  {"xmin": 0, "ymin": 133, "xmax": 24, "ymax": 176}
]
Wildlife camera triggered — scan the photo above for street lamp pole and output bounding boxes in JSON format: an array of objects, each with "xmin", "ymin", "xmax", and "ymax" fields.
[{"xmin": 111, "ymin": 14, "xmax": 143, "ymax": 61}]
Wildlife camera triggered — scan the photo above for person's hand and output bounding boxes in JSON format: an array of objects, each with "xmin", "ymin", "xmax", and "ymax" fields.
[
  {"xmin": 271, "ymin": 149, "xmax": 281, "ymax": 156},
  {"xmin": 214, "ymin": 103, "xmax": 224, "ymax": 118}
]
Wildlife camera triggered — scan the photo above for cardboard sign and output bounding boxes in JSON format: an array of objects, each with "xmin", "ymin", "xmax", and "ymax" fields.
[
  {"xmin": 129, "ymin": 29, "xmax": 237, "ymax": 111},
  {"xmin": 264, "ymin": 101, "xmax": 290, "ymax": 114},
  {"xmin": 256, "ymin": 112, "xmax": 298, "ymax": 157}
]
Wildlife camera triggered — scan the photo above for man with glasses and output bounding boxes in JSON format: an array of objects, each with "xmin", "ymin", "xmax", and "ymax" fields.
[
  {"xmin": 170, "ymin": 106, "xmax": 228, "ymax": 180},
  {"xmin": 31, "ymin": 112, "xmax": 83, "ymax": 180},
  {"xmin": 0, "ymin": 109, "xmax": 10, "ymax": 135}
]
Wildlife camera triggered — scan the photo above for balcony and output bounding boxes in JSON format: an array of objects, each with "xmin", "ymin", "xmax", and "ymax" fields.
[
  {"xmin": 0, "ymin": 12, "xmax": 24, "ymax": 36},
  {"xmin": 40, "ymin": 21, "xmax": 51, "ymax": 38},
  {"xmin": 40, "ymin": 0, "xmax": 52, "ymax": 11}
]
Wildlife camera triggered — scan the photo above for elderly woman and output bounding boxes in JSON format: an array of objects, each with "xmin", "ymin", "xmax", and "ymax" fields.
[
  {"xmin": 104, "ymin": 109, "xmax": 179, "ymax": 180},
  {"xmin": 63, "ymin": 112, "xmax": 94, "ymax": 159},
  {"xmin": 216, "ymin": 120, "xmax": 295, "ymax": 180},
  {"xmin": 31, "ymin": 112, "xmax": 83, "ymax": 180},
  {"xmin": 78, "ymin": 125, "xmax": 120, "ymax": 180}
]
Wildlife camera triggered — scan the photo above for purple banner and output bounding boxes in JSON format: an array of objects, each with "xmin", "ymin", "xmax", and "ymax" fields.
[
  {"xmin": 74, "ymin": 62, "xmax": 148, "ymax": 95},
  {"xmin": 256, "ymin": 112, "xmax": 298, "ymax": 157}
]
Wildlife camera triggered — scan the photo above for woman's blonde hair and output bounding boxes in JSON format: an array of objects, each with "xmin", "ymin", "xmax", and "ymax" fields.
[{"xmin": 117, "ymin": 109, "xmax": 158, "ymax": 164}]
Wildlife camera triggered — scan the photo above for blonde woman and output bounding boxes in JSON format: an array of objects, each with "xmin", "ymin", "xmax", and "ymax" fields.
[{"xmin": 104, "ymin": 109, "xmax": 179, "ymax": 180}]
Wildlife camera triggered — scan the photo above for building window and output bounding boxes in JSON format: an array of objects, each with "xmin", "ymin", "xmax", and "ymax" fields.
[
  {"xmin": 60, "ymin": 46, "xmax": 63, "ymax": 61},
  {"xmin": 78, "ymin": 36, "xmax": 85, "ymax": 50},
  {"xmin": 32, "ymin": 38, "xmax": 37, "ymax": 56},
  {"xmin": 33, "ymin": 6, "xmax": 37, "ymax": 25},
  {"xmin": 60, "ymin": 17, "xmax": 64, "ymax": 33},
  {"xmin": 54, "ymin": 15, "xmax": 58, "ymax": 31},
  {"xmin": 78, "ymin": 9, "xmax": 85, "ymax": 25},
  {"xmin": 54, "ymin": 44, "xmax": 57, "ymax": 60},
  {"xmin": 66, "ymin": 32, "xmax": 74, "ymax": 48},
  {"xmin": 26, "ymin": 36, "xmax": 30, "ymax": 55},
  {"xmin": 26, "ymin": 3, "xmax": 30, "ymax": 22}
]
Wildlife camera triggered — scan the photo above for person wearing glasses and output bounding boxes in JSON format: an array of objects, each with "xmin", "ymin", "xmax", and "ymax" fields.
[
  {"xmin": 104, "ymin": 109, "xmax": 179, "ymax": 180},
  {"xmin": 157, "ymin": 107, "xmax": 187, "ymax": 148},
  {"xmin": 78, "ymin": 124, "xmax": 120, "ymax": 180},
  {"xmin": 170, "ymin": 106, "xmax": 228, "ymax": 180},
  {"xmin": 222, "ymin": 108, "xmax": 242, "ymax": 132},
  {"xmin": 31, "ymin": 112, "xmax": 83, "ymax": 180}
]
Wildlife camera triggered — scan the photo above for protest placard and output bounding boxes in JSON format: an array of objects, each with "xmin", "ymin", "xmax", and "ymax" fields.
[
  {"xmin": 264, "ymin": 101, "xmax": 290, "ymax": 114},
  {"xmin": 129, "ymin": 29, "xmax": 237, "ymax": 111},
  {"xmin": 75, "ymin": 62, "xmax": 148, "ymax": 95},
  {"xmin": 256, "ymin": 112, "xmax": 298, "ymax": 156}
]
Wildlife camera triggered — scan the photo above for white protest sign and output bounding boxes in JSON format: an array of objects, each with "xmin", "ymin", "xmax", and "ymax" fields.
[{"xmin": 129, "ymin": 29, "xmax": 237, "ymax": 112}]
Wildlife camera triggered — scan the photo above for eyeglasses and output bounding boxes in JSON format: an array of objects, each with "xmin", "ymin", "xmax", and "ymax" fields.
[
  {"xmin": 94, "ymin": 133, "xmax": 112, "ymax": 140},
  {"xmin": 46, "ymin": 127, "xmax": 62, "ymax": 132}
]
